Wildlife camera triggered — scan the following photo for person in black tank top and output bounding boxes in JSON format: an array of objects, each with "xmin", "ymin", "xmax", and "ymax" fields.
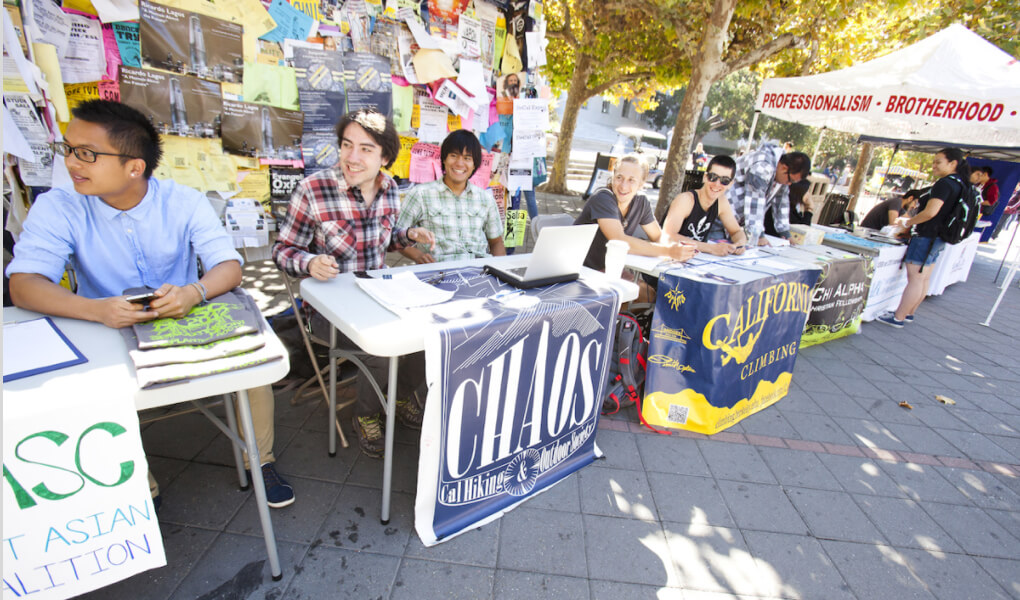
[
  {"xmin": 662, "ymin": 155, "xmax": 748, "ymax": 256},
  {"xmin": 680, "ymin": 194, "xmax": 720, "ymax": 241}
]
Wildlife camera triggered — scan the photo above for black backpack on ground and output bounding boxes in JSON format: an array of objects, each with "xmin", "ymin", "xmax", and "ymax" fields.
[
  {"xmin": 938, "ymin": 174, "xmax": 981, "ymax": 245},
  {"xmin": 600, "ymin": 311, "xmax": 677, "ymax": 436},
  {"xmin": 602, "ymin": 313, "xmax": 647, "ymax": 415}
]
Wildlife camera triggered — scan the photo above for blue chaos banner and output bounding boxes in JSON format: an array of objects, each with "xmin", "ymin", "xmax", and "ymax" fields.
[
  {"xmin": 642, "ymin": 267, "xmax": 819, "ymax": 434},
  {"xmin": 414, "ymin": 268, "xmax": 620, "ymax": 545}
]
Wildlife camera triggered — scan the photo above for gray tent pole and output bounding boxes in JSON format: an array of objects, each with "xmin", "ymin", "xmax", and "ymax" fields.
[
  {"xmin": 995, "ymin": 219, "xmax": 1019, "ymax": 283},
  {"xmin": 875, "ymin": 143, "xmax": 900, "ymax": 198},
  {"xmin": 811, "ymin": 129, "xmax": 826, "ymax": 166},
  {"xmin": 746, "ymin": 111, "xmax": 760, "ymax": 152}
]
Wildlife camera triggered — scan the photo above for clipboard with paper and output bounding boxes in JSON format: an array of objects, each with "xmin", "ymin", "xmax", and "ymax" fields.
[{"xmin": 3, "ymin": 317, "xmax": 87, "ymax": 382}]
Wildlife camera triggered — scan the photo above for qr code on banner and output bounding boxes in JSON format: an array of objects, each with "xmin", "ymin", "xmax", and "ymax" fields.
[{"xmin": 668, "ymin": 404, "xmax": 689, "ymax": 424}]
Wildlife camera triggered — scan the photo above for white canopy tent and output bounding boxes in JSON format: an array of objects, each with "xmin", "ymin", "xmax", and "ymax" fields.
[
  {"xmin": 753, "ymin": 24, "xmax": 1020, "ymax": 151},
  {"xmin": 754, "ymin": 25, "xmax": 1020, "ymax": 325}
]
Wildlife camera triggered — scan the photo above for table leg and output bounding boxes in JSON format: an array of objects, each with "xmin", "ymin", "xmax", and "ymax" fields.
[
  {"xmin": 222, "ymin": 393, "xmax": 250, "ymax": 491},
  {"xmin": 329, "ymin": 326, "xmax": 338, "ymax": 457},
  {"xmin": 237, "ymin": 388, "xmax": 283, "ymax": 581},
  {"xmin": 381, "ymin": 355, "xmax": 398, "ymax": 525}
]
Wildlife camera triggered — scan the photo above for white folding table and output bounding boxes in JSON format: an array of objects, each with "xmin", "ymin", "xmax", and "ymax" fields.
[
  {"xmin": 2, "ymin": 307, "xmax": 290, "ymax": 580},
  {"xmin": 300, "ymin": 254, "xmax": 638, "ymax": 524}
]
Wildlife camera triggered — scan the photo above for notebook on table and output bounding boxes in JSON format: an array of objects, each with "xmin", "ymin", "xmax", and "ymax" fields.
[{"xmin": 484, "ymin": 224, "xmax": 599, "ymax": 289}]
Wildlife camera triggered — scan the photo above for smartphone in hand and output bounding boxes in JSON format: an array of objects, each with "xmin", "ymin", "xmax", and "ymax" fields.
[{"xmin": 125, "ymin": 291, "xmax": 159, "ymax": 305}]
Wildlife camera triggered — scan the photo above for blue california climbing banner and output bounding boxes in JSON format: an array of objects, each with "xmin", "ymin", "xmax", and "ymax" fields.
[
  {"xmin": 642, "ymin": 267, "xmax": 820, "ymax": 435},
  {"xmin": 414, "ymin": 267, "xmax": 620, "ymax": 546}
]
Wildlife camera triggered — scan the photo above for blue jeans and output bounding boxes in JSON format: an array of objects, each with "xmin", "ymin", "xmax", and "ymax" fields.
[
  {"xmin": 903, "ymin": 236, "xmax": 945, "ymax": 266},
  {"xmin": 523, "ymin": 190, "xmax": 538, "ymax": 218}
]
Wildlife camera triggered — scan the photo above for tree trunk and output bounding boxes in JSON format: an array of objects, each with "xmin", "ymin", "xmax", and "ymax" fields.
[
  {"xmin": 655, "ymin": 0, "xmax": 737, "ymax": 218},
  {"xmin": 847, "ymin": 142, "xmax": 873, "ymax": 212},
  {"xmin": 546, "ymin": 54, "xmax": 593, "ymax": 194}
]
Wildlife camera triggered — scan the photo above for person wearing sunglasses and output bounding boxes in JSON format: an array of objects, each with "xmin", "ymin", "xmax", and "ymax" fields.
[
  {"xmin": 662, "ymin": 154, "xmax": 747, "ymax": 256},
  {"xmin": 723, "ymin": 142, "xmax": 812, "ymax": 246},
  {"xmin": 7, "ymin": 100, "xmax": 296, "ymax": 509}
]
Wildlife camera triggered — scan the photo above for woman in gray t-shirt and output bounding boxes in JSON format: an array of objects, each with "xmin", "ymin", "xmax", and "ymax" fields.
[
  {"xmin": 574, "ymin": 154, "xmax": 695, "ymax": 301},
  {"xmin": 574, "ymin": 154, "xmax": 695, "ymax": 272}
]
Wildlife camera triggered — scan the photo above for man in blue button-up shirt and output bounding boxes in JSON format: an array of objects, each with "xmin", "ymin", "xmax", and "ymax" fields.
[
  {"xmin": 8, "ymin": 106, "xmax": 240, "ymax": 324},
  {"xmin": 6, "ymin": 100, "xmax": 295, "ymax": 508}
]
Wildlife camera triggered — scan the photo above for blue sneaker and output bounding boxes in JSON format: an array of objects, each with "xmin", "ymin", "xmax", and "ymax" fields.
[
  {"xmin": 877, "ymin": 313, "xmax": 904, "ymax": 328},
  {"xmin": 904, "ymin": 314, "xmax": 915, "ymax": 322},
  {"xmin": 248, "ymin": 463, "xmax": 295, "ymax": 508}
]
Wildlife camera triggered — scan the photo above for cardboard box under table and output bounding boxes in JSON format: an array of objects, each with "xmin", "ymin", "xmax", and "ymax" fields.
[{"xmin": 641, "ymin": 256, "xmax": 821, "ymax": 435}]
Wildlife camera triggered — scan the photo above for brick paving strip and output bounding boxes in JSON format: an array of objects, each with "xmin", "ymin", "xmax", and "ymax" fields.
[{"xmin": 597, "ymin": 417, "xmax": 1020, "ymax": 477}]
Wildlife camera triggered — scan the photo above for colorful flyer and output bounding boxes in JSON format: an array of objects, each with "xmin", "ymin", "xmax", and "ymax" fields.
[
  {"xmin": 139, "ymin": 0, "xmax": 244, "ymax": 83},
  {"xmin": 221, "ymin": 99, "xmax": 304, "ymax": 161},
  {"xmin": 112, "ymin": 22, "xmax": 142, "ymax": 68},
  {"xmin": 119, "ymin": 66, "xmax": 222, "ymax": 139},
  {"xmin": 344, "ymin": 52, "xmax": 393, "ymax": 116},
  {"xmin": 300, "ymin": 131, "xmax": 339, "ymax": 174}
]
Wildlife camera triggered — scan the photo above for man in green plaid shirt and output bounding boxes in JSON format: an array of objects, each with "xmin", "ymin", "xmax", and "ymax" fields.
[{"xmin": 397, "ymin": 130, "xmax": 506, "ymax": 263}]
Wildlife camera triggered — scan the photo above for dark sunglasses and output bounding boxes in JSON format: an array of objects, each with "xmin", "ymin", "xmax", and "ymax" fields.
[{"xmin": 705, "ymin": 172, "xmax": 733, "ymax": 185}]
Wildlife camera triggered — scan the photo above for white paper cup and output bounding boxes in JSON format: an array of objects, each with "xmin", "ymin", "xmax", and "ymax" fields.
[{"xmin": 604, "ymin": 239, "xmax": 629, "ymax": 279}]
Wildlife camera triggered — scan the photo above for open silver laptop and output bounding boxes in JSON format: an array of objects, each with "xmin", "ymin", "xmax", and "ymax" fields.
[{"xmin": 484, "ymin": 224, "xmax": 598, "ymax": 288}]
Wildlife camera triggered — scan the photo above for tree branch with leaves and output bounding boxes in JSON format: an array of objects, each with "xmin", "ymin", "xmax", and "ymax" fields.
[{"xmin": 541, "ymin": 0, "xmax": 694, "ymax": 193}]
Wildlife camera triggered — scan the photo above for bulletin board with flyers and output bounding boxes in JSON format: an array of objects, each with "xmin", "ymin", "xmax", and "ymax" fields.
[{"xmin": 3, "ymin": 0, "xmax": 550, "ymax": 249}]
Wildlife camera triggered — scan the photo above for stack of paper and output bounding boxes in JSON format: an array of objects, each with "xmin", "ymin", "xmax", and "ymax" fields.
[{"xmin": 355, "ymin": 271, "xmax": 456, "ymax": 313}]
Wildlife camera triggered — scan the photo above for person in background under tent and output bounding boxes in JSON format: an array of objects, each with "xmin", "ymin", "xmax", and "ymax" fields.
[{"xmin": 878, "ymin": 148, "xmax": 971, "ymax": 328}]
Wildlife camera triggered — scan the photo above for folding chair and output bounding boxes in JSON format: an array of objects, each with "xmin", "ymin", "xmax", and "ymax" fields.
[
  {"xmin": 817, "ymin": 193, "xmax": 852, "ymax": 227},
  {"xmin": 530, "ymin": 213, "xmax": 576, "ymax": 241},
  {"xmin": 281, "ymin": 275, "xmax": 359, "ymax": 448}
]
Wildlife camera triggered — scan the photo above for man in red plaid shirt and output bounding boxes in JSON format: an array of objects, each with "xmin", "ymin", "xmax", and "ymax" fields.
[{"xmin": 273, "ymin": 109, "xmax": 435, "ymax": 458}]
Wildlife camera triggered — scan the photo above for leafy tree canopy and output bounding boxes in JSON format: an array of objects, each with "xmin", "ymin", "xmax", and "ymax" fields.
[{"xmin": 541, "ymin": 0, "xmax": 1018, "ymax": 195}]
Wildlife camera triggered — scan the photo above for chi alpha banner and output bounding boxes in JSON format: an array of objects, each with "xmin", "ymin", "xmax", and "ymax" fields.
[
  {"xmin": 415, "ymin": 272, "xmax": 620, "ymax": 546},
  {"xmin": 642, "ymin": 268, "xmax": 820, "ymax": 434},
  {"xmin": 800, "ymin": 254, "xmax": 872, "ymax": 348}
]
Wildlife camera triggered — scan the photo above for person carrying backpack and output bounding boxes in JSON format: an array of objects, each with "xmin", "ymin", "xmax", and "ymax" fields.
[{"xmin": 878, "ymin": 147, "xmax": 973, "ymax": 328}]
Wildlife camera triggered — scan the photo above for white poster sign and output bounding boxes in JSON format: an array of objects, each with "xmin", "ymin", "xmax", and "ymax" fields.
[
  {"xmin": 511, "ymin": 98, "xmax": 548, "ymax": 130},
  {"xmin": 860, "ymin": 245, "xmax": 908, "ymax": 321},
  {"xmin": 511, "ymin": 129, "xmax": 544, "ymax": 159},
  {"xmin": 416, "ymin": 98, "xmax": 448, "ymax": 144},
  {"xmin": 507, "ymin": 154, "xmax": 533, "ymax": 192},
  {"xmin": 60, "ymin": 13, "xmax": 108, "ymax": 85},
  {"xmin": 457, "ymin": 14, "xmax": 481, "ymax": 58},
  {"xmin": 434, "ymin": 79, "xmax": 476, "ymax": 120},
  {"xmin": 3, "ymin": 393, "xmax": 165, "ymax": 599}
]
